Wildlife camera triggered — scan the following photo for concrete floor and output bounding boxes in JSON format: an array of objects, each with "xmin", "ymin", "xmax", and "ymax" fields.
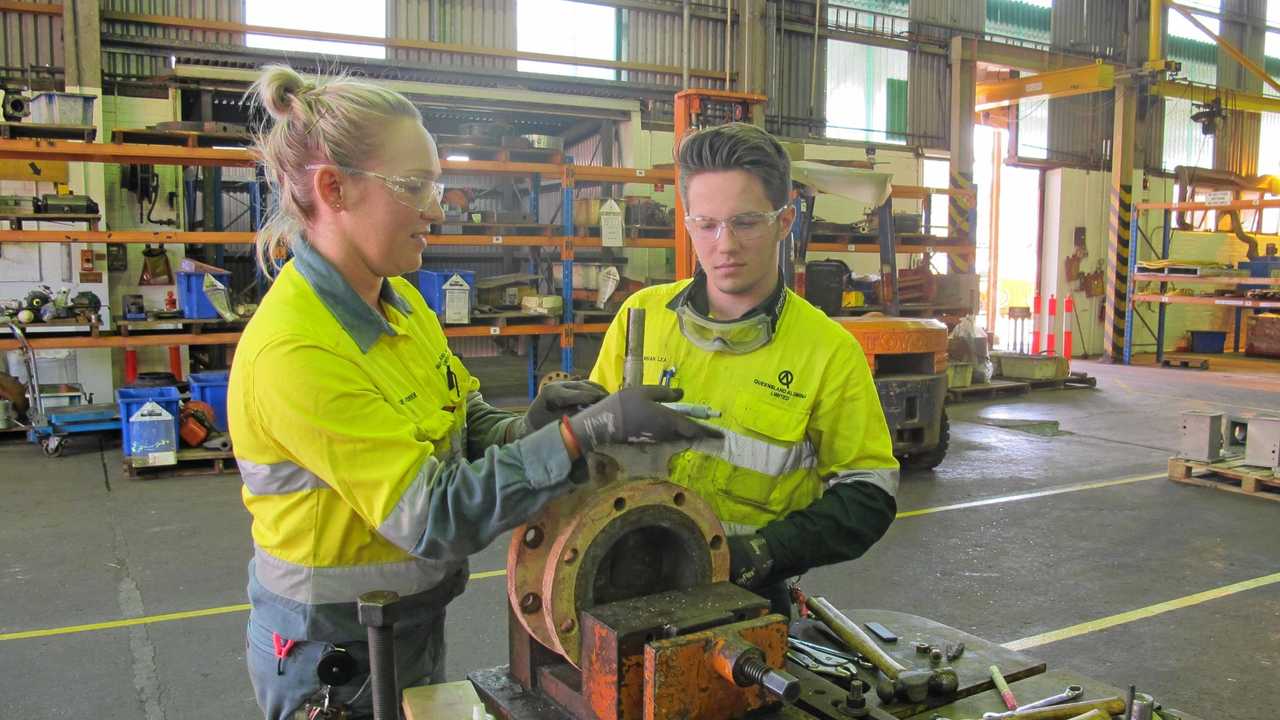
[{"xmin": 2, "ymin": 359, "xmax": 1279, "ymax": 719}]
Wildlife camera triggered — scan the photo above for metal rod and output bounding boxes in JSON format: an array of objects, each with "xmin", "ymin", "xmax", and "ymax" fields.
[
  {"xmin": 1167, "ymin": 1, "xmax": 1280, "ymax": 95},
  {"xmin": 809, "ymin": 0, "xmax": 821, "ymax": 118},
  {"xmin": 682, "ymin": 0, "xmax": 690, "ymax": 89},
  {"xmin": 622, "ymin": 308, "xmax": 646, "ymax": 388},
  {"xmin": 725, "ymin": 0, "xmax": 732, "ymax": 88}
]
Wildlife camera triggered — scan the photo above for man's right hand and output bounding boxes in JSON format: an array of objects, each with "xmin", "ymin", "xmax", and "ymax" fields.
[{"xmin": 565, "ymin": 386, "xmax": 722, "ymax": 454}]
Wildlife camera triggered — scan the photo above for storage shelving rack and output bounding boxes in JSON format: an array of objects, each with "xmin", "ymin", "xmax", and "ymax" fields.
[
  {"xmin": 1121, "ymin": 196, "xmax": 1280, "ymax": 364},
  {"xmin": 0, "ymin": 137, "xmax": 678, "ymax": 397}
]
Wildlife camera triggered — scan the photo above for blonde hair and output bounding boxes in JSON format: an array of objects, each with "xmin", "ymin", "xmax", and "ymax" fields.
[{"xmin": 247, "ymin": 65, "xmax": 422, "ymax": 275}]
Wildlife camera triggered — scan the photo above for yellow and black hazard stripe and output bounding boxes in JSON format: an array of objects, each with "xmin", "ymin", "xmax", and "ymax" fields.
[
  {"xmin": 1102, "ymin": 184, "xmax": 1132, "ymax": 361},
  {"xmin": 948, "ymin": 169, "xmax": 975, "ymax": 272}
]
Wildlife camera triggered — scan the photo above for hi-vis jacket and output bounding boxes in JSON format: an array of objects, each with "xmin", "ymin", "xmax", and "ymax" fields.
[
  {"xmin": 589, "ymin": 278, "xmax": 898, "ymax": 534},
  {"xmin": 229, "ymin": 240, "xmax": 574, "ymax": 641}
]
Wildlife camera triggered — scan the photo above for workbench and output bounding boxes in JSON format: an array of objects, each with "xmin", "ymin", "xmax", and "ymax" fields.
[{"xmin": 442, "ymin": 607, "xmax": 1201, "ymax": 720}]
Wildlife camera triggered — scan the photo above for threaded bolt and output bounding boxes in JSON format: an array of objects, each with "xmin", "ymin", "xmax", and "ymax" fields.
[{"xmin": 737, "ymin": 655, "xmax": 800, "ymax": 703}]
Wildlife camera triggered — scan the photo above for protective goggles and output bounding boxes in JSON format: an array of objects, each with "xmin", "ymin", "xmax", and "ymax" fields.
[
  {"xmin": 675, "ymin": 303, "xmax": 774, "ymax": 354},
  {"xmin": 306, "ymin": 163, "xmax": 445, "ymax": 214}
]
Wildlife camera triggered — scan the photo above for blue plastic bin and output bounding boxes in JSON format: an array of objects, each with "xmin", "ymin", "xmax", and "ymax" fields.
[
  {"xmin": 189, "ymin": 371, "xmax": 230, "ymax": 432},
  {"xmin": 117, "ymin": 386, "xmax": 181, "ymax": 456},
  {"xmin": 415, "ymin": 270, "xmax": 476, "ymax": 315},
  {"xmin": 1189, "ymin": 330, "xmax": 1227, "ymax": 354},
  {"xmin": 177, "ymin": 270, "xmax": 233, "ymax": 319}
]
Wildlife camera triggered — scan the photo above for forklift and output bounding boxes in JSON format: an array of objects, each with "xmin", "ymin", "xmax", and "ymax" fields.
[{"xmin": 672, "ymin": 90, "xmax": 951, "ymax": 470}]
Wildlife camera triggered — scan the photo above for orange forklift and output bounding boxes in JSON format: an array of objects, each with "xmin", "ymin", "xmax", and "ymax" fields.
[{"xmin": 673, "ymin": 89, "xmax": 951, "ymax": 470}]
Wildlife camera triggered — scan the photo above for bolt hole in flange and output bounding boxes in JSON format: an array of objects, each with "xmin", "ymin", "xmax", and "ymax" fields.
[
  {"xmin": 709, "ymin": 534, "xmax": 723, "ymax": 550},
  {"xmin": 520, "ymin": 592, "xmax": 541, "ymax": 614},
  {"xmin": 673, "ymin": 491, "xmax": 686, "ymax": 506},
  {"xmin": 613, "ymin": 497, "xmax": 626, "ymax": 512},
  {"xmin": 523, "ymin": 525, "xmax": 543, "ymax": 549}
]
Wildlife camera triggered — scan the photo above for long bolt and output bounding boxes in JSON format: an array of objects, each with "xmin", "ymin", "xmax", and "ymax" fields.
[{"xmin": 358, "ymin": 591, "xmax": 401, "ymax": 720}]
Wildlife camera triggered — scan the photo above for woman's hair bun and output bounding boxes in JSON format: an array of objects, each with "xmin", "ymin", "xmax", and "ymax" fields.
[{"xmin": 253, "ymin": 64, "xmax": 312, "ymax": 121}]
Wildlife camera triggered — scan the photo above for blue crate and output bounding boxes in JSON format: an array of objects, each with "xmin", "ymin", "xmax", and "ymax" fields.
[
  {"xmin": 1190, "ymin": 330, "xmax": 1227, "ymax": 354},
  {"xmin": 177, "ymin": 271, "xmax": 233, "ymax": 319},
  {"xmin": 116, "ymin": 385, "xmax": 181, "ymax": 457},
  {"xmin": 189, "ymin": 370, "xmax": 230, "ymax": 432},
  {"xmin": 415, "ymin": 270, "xmax": 475, "ymax": 315}
]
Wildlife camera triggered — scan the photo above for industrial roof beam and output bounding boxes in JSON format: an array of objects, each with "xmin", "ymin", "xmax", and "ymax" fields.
[{"xmin": 974, "ymin": 62, "xmax": 1116, "ymax": 112}]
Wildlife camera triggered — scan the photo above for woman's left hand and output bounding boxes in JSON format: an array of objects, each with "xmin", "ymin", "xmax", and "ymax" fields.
[{"xmin": 523, "ymin": 380, "xmax": 610, "ymax": 433}]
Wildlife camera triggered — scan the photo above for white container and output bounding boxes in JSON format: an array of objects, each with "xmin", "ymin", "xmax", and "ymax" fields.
[
  {"xmin": 441, "ymin": 273, "xmax": 472, "ymax": 325},
  {"xmin": 127, "ymin": 401, "xmax": 177, "ymax": 467},
  {"xmin": 6, "ymin": 348, "xmax": 77, "ymax": 386},
  {"xmin": 30, "ymin": 92, "xmax": 96, "ymax": 126}
]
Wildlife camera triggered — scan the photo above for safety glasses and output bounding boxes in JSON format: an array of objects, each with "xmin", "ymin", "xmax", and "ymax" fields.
[
  {"xmin": 306, "ymin": 163, "xmax": 445, "ymax": 214},
  {"xmin": 683, "ymin": 205, "xmax": 789, "ymax": 243},
  {"xmin": 674, "ymin": 303, "xmax": 773, "ymax": 354}
]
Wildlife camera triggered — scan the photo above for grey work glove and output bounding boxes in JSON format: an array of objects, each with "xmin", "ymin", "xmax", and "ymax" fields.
[
  {"xmin": 728, "ymin": 534, "xmax": 776, "ymax": 590},
  {"xmin": 522, "ymin": 380, "xmax": 609, "ymax": 434},
  {"xmin": 565, "ymin": 386, "xmax": 722, "ymax": 453}
]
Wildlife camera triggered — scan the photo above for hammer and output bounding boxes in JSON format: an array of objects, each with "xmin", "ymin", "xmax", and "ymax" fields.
[{"xmin": 807, "ymin": 597, "xmax": 958, "ymax": 704}]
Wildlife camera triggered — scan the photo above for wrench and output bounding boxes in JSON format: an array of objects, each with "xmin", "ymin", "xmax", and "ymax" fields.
[{"xmin": 982, "ymin": 686, "xmax": 1085, "ymax": 719}]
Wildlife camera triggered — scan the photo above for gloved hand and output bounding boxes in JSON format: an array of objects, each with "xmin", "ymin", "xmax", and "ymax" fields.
[
  {"xmin": 565, "ymin": 386, "xmax": 722, "ymax": 453},
  {"xmin": 523, "ymin": 380, "xmax": 609, "ymax": 434},
  {"xmin": 727, "ymin": 534, "xmax": 775, "ymax": 590}
]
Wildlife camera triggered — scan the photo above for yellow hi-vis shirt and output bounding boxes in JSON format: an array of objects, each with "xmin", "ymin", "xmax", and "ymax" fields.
[
  {"xmin": 589, "ymin": 278, "xmax": 898, "ymax": 533},
  {"xmin": 229, "ymin": 240, "xmax": 574, "ymax": 641}
]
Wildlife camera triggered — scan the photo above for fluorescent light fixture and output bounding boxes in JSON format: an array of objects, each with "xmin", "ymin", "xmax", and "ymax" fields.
[{"xmin": 446, "ymin": 154, "xmax": 471, "ymax": 162}]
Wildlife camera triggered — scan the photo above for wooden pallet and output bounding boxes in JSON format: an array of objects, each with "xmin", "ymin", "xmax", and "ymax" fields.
[
  {"xmin": 439, "ymin": 222, "xmax": 556, "ymax": 237},
  {"xmin": 0, "ymin": 121, "xmax": 97, "ymax": 141},
  {"xmin": 946, "ymin": 378, "xmax": 1030, "ymax": 403},
  {"xmin": 1023, "ymin": 372, "xmax": 1098, "ymax": 390},
  {"xmin": 464, "ymin": 311, "xmax": 560, "ymax": 328},
  {"xmin": 1162, "ymin": 357, "xmax": 1211, "ymax": 370},
  {"xmin": 123, "ymin": 447, "xmax": 236, "ymax": 480},
  {"xmin": 111, "ymin": 127, "xmax": 251, "ymax": 148},
  {"xmin": 1168, "ymin": 456, "xmax": 1280, "ymax": 503}
]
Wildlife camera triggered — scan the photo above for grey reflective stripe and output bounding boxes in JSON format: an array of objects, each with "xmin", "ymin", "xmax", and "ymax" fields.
[
  {"xmin": 692, "ymin": 428, "xmax": 816, "ymax": 477},
  {"xmin": 377, "ymin": 456, "xmax": 442, "ymax": 551},
  {"xmin": 827, "ymin": 468, "xmax": 900, "ymax": 498},
  {"xmin": 722, "ymin": 521, "xmax": 761, "ymax": 537},
  {"xmin": 253, "ymin": 545, "xmax": 450, "ymax": 605},
  {"xmin": 239, "ymin": 459, "xmax": 328, "ymax": 495}
]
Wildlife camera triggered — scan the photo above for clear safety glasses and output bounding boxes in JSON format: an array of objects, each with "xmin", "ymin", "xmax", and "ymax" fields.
[
  {"xmin": 306, "ymin": 164, "xmax": 445, "ymax": 214},
  {"xmin": 683, "ymin": 205, "xmax": 789, "ymax": 243}
]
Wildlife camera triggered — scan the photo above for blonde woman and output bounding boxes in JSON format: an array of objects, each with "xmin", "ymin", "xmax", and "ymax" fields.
[{"xmin": 228, "ymin": 65, "xmax": 716, "ymax": 719}]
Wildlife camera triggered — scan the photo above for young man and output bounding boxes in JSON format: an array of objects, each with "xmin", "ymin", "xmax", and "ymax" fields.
[{"xmin": 589, "ymin": 123, "xmax": 898, "ymax": 612}]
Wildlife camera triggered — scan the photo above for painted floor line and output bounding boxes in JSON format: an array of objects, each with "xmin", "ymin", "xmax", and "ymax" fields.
[
  {"xmin": 1003, "ymin": 571, "xmax": 1280, "ymax": 651},
  {"xmin": 895, "ymin": 471, "xmax": 1165, "ymax": 519},
  {"xmin": 0, "ymin": 471, "xmax": 1165, "ymax": 643}
]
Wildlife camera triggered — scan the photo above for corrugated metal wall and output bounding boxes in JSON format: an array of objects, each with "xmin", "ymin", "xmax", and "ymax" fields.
[
  {"xmin": 620, "ymin": 4, "xmax": 725, "ymax": 89},
  {"xmin": 905, "ymin": 0, "xmax": 984, "ymax": 151},
  {"xmin": 0, "ymin": 0, "xmax": 63, "ymax": 84},
  {"xmin": 1214, "ymin": 0, "xmax": 1264, "ymax": 175},
  {"xmin": 1043, "ymin": 0, "xmax": 1127, "ymax": 169},
  {"xmin": 101, "ymin": 0, "xmax": 245, "ymax": 80},
  {"xmin": 388, "ymin": 0, "xmax": 517, "ymax": 72}
]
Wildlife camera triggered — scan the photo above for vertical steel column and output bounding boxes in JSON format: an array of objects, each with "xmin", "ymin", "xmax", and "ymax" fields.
[{"xmin": 1122, "ymin": 203, "xmax": 1142, "ymax": 364}]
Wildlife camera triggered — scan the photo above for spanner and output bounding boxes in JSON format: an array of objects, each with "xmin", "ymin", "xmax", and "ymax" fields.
[{"xmin": 981, "ymin": 686, "xmax": 1085, "ymax": 719}]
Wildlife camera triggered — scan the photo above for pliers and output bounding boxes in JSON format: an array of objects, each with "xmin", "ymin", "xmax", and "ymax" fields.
[{"xmin": 787, "ymin": 638, "xmax": 857, "ymax": 679}]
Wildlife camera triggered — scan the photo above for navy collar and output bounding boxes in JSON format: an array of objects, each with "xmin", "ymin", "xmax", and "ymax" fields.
[{"xmin": 291, "ymin": 239, "xmax": 414, "ymax": 353}]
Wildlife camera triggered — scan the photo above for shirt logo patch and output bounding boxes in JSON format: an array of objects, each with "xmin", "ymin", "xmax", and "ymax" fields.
[
  {"xmin": 400, "ymin": 392, "xmax": 418, "ymax": 405},
  {"xmin": 777, "ymin": 370, "xmax": 794, "ymax": 388}
]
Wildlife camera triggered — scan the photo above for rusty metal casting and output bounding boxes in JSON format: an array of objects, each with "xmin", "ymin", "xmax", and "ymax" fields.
[{"xmin": 508, "ymin": 452, "xmax": 730, "ymax": 667}]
